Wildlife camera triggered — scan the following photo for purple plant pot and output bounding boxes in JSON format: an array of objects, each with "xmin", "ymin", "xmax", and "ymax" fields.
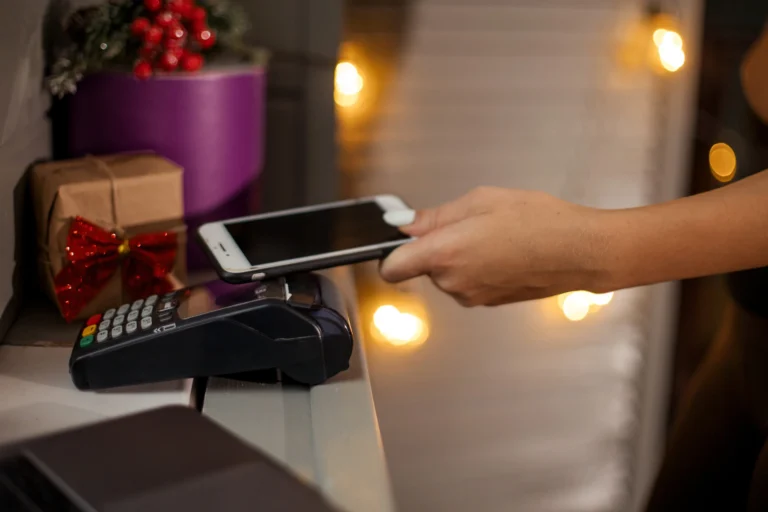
[{"xmin": 67, "ymin": 66, "xmax": 266, "ymax": 270}]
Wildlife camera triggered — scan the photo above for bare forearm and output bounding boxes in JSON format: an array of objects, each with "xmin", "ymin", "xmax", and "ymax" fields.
[{"xmin": 595, "ymin": 170, "xmax": 768, "ymax": 291}]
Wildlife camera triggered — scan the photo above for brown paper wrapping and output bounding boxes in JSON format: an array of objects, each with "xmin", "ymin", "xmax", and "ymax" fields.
[{"xmin": 31, "ymin": 153, "xmax": 187, "ymax": 320}]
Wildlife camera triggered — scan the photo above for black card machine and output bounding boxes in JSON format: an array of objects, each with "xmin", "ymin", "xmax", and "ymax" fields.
[{"xmin": 69, "ymin": 273, "xmax": 354, "ymax": 390}]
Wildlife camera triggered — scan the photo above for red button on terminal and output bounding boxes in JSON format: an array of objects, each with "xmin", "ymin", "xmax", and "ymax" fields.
[{"xmin": 86, "ymin": 314, "xmax": 102, "ymax": 326}]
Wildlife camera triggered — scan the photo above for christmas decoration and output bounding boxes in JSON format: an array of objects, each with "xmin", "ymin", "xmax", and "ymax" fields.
[
  {"xmin": 54, "ymin": 217, "xmax": 178, "ymax": 322},
  {"xmin": 32, "ymin": 153, "xmax": 187, "ymax": 321},
  {"xmin": 47, "ymin": 0, "xmax": 268, "ymax": 97},
  {"xmin": 180, "ymin": 51, "xmax": 203, "ymax": 71},
  {"xmin": 158, "ymin": 51, "xmax": 179, "ymax": 71},
  {"xmin": 144, "ymin": 0, "xmax": 162, "ymax": 11},
  {"xmin": 130, "ymin": 17, "xmax": 150, "ymax": 36},
  {"xmin": 133, "ymin": 59, "xmax": 152, "ymax": 79}
]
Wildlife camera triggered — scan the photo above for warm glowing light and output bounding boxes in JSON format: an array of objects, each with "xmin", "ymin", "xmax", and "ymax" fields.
[
  {"xmin": 372, "ymin": 305, "xmax": 428, "ymax": 346},
  {"xmin": 709, "ymin": 143, "xmax": 737, "ymax": 182},
  {"xmin": 653, "ymin": 28, "xmax": 685, "ymax": 72},
  {"xmin": 335, "ymin": 61, "xmax": 363, "ymax": 107},
  {"xmin": 335, "ymin": 62, "xmax": 363, "ymax": 95},
  {"xmin": 562, "ymin": 292, "xmax": 592, "ymax": 322},
  {"xmin": 591, "ymin": 292, "xmax": 614, "ymax": 306},
  {"xmin": 334, "ymin": 91, "xmax": 360, "ymax": 107},
  {"xmin": 557, "ymin": 291, "xmax": 615, "ymax": 321},
  {"xmin": 652, "ymin": 28, "xmax": 667, "ymax": 46}
]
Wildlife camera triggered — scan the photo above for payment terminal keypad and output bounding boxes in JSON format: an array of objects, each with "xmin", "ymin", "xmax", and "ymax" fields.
[
  {"xmin": 75, "ymin": 276, "xmax": 326, "ymax": 351},
  {"xmin": 77, "ymin": 294, "xmax": 162, "ymax": 348}
]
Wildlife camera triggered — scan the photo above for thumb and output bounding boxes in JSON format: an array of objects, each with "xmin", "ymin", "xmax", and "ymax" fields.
[
  {"xmin": 379, "ymin": 238, "xmax": 435, "ymax": 283},
  {"xmin": 401, "ymin": 192, "xmax": 488, "ymax": 237}
]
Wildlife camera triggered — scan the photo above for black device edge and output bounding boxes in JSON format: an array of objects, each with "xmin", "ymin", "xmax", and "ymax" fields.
[{"xmin": 196, "ymin": 227, "xmax": 405, "ymax": 284}]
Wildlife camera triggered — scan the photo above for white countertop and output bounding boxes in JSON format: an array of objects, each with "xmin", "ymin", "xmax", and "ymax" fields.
[
  {"xmin": 202, "ymin": 268, "xmax": 395, "ymax": 512},
  {"xmin": 0, "ymin": 269, "xmax": 394, "ymax": 511}
]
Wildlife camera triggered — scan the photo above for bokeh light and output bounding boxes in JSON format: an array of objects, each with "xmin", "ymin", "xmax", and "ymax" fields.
[
  {"xmin": 557, "ymin": 291, "xmax": 615, "ymax": 322},
  {"xmin": 335, "ymin": 61, "xmax": 363, "ymax": 107},
  {"xmin": 654, "ymin": 28, "xmax": 685, "ymax": 72},
  {"xmin": 591, "ymin": 292, "xmax": 614, "ymax": 306},
  {"xmin": 372, "ymin": 304, "xmax": 429, "ymax": 347},
  {"xmin": 709, "ymin": 142, "xmax": 737, "ymax": 183},
  {"xmin": 561, "ymin": 292, "xmax": 593, "ymax": 322}
]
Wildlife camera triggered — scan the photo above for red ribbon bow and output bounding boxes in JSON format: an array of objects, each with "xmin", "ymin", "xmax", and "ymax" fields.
[{"xmin": 54, "ymin": 216, "xmax": 178, "ymax": 322}]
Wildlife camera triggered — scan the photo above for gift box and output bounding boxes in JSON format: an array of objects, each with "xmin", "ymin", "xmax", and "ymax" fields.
[{"xmin": 32, "ymin": 153, "xmax": 187, "ymax": 321}]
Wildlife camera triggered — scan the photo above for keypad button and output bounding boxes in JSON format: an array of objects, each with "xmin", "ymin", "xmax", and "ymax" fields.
[
  {"xmin": 140, "ymin": 316, "xmax": 153, "ymax": 330},
  {"xmin": 145, "ymin": 294, "xmax": 158, "ymax": 306},
  {"xmin": 111, "ymin": 325, "xmax": 123, "ymax": 339},
  {"xmin": 103, "ymin": 308, "xmax": 116, "ymax": 320},
  {"xmin": 113, "ymin": 315, "xmax": 125, "ymax": 326},
  {"xmin": 82, "ymin": 324, "xmax": 97, "ymax": 337},
  {"xmin": 86, "ymin": 314, "xmax": 102, "ymax": 326},
  {"xmin": 127, "ymin": 310, "xmax": 139, "ymax": 322},
  {"xmin": 80, "ymin": 335, "xmax": 94, "ymax": 347},
  {"xmin": 126, "ymin": 321, "xmax": 138, "ymax": 334},
  {"xmin": 98, "ymin": 320, "xmax": 111, "ymax": 331},
  {"xmin": 158, "ymin": 301, "xmax": 176, "ymax": 313},
  {"xmin": 117, "ymin": 304, "xmax": 130, "ymax": 315},
  {"xmin": 158, "ymin": 313, "xmax": 173, "ymax": 323},
  {"xmin": 131, "ymin": 299, "xmax": 144, "ymax": 311},
  {"xmin": 141, "ymin": 306, "xmax": 153, "ymax": 318},
  {"xmin": 96, "ymin": 330, "xmax": 109, "ymax": 343}
]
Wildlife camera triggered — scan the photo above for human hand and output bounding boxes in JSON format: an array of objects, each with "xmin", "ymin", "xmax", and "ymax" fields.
[
  {"xmin": 379, "ymin": 187, "xmax": 612, "ymax": 307},
  {"xmin": 742, "ymin": 22, "xmax": 768, "ymax": 124}
]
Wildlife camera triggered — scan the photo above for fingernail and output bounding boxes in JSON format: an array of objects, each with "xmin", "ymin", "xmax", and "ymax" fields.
[{"xmin": 383, "ymin": 209, "xmax": 416, "ymax": 227}]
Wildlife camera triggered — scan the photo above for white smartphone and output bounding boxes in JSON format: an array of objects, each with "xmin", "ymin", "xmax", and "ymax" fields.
[{"xmin": 197, "ymin": 195, "xmax": 414, "ymax": 283}]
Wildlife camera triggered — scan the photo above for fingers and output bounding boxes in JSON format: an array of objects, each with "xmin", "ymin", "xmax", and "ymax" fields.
[
  {"xmin": 379, "ymin": 237, "xmax": 436, "ymax": 283},
  {"xmin": 401, "ymin": 190, "xmax": 490, "ymax": 237}
]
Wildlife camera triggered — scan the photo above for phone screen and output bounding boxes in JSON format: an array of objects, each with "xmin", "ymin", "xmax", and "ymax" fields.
[{"xmin": 223, "ymin": 201, "xmax": 410, "ymax": 266}]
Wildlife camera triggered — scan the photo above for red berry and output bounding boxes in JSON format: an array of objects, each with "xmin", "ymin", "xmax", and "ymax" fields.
[
  {"xmin": 155, "ymin": 10, "xmax": 175, "ymax": 28},
  {"xmin": 195, "ymin": 29, "xmax": 216, "ymax": 49},
  {"xmin": 190, "ymin": 19, "xmax": 207, "ymax": 32},
  {"xmin": 158, "ymin": 51, "xmax": 179, "ymax": 71},
  {"xmin": 134, "ymin": 60, "xmax": 153, "ymax": 80},
  {"xmin": 144, "ymin": 0, "xmax": 162, "ymax": 12},
  {"xmin": 180, "ymin": 52, "xmax": 203, "ymax": 72},
  {"xmin": 164, "ymin": 39, "xmax": 185, "ymax": 58},
  {"xmin": 166, "ymin": 22, "xmax": 186, "ymax": 40},
  {"xmin": 139, "ymin": 43, "xmax": 156, "ymax": 59},
  {"xmin": 168, "ymin": 0, "xmax": 191, "ymax": 17},
  {"xmin": 131, "ymin": 17, "xmax": 151, "ymax": 37},
  {"xmin": 144, "ymin": 25, "xmax": 163, "ymax": 45},
  {"xmin": 189, "ymin": 6, "xmax": 206, "ymax": 22}
]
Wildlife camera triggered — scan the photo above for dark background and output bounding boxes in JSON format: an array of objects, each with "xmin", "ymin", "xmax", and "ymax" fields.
[{"xmin": 672, "ymin": 0, "xmax": 768, "ymax": 425}]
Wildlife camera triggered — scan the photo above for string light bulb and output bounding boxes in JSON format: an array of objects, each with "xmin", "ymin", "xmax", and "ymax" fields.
[
  {"xmin": 335, "ymin": 61, "xmax": 363, "ymax": 107},
  {"xmin": 562, "ymin": 292, "xmax": 592, "ymax": 322},
  {"xmin": 591, "ymin": 292, "xmax": 614, "ymax": 306},
  {"xmin": 648, "ymin": 9, "xmax": 685, "ymax": 73},
  {"xmin": 356, "ymin": 267, "xmax": 431, "ymax": 349},
  {"xmin": 371, "ymin": 304, "xmax": 429, "ymax": 347},
  {"xmin": 654, "ymin": 28, "xmax": 685, "ymax": 72},
  {"xmin": 709, "ymin": 142, "xmax": 737, "ymax": 183},
  {"xmin": 557, "ymin": 291, "xmax": 615, "ymax": 322}
]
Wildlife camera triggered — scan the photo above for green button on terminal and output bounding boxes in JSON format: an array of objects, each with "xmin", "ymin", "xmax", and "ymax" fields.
[{"xmin": 80, "ymin": 335, "xmax": 94, "ymax": 347}]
